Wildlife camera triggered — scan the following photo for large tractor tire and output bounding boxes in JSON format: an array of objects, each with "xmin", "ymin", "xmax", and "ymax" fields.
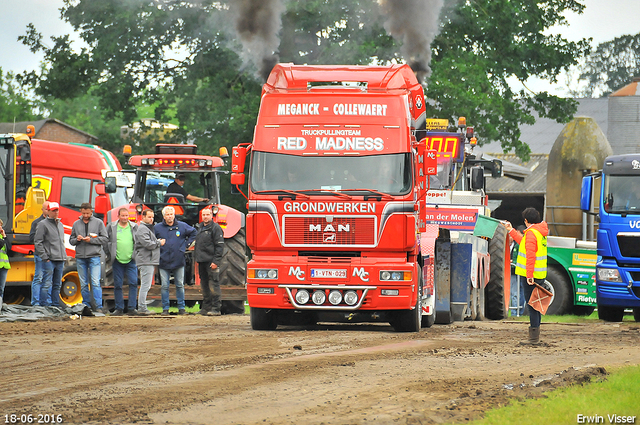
[
  {"xmin": 543, "ymin": 266, "xmax": 572, "ymax": 315},
  {"xmin": 219, "ymin": 228, "xmax": 248, "ymax": 315},
  {"xmin": 485, "ymin": 224, "xmax": 508, "ymax": 320}
]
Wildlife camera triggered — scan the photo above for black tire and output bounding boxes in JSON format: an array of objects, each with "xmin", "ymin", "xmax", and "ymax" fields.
[
  {"xmin": 221, "ymin": 300, "xmax": 246, "ymax": 315},
  {"xmin": 634, "ymin": 308, "xmax": 640, "ymax": 322},
  {"xmin": 219, "ymin": 229, "xmax": 248, "ymax": 315},
  {"xmin": 61, "ymin": 265, "xmax": 83, "ymax": 307},
  {"xmin": 250, "ymin": 307, "xmax": 277, "ymax": 330},
  {"xmin": 572, "ymin": 305, "xmax": 595, "ymax": 316},
  {"xmin": 543, "ymin": 266, "xmax": 572, "ymax": 315},
  {"xmin": 598, "ymin": 304, "xmax": 624, "ymax": 322},
  {"xmin": 219, "ymin": 228, "xmax": 247, "ymax": 288},
  {"xmin": 421, "ymin": 310, "xmax": 435, "ymax": 328},
  {"xmin": 485, "ymin": 224, "xmax": 507, "ymax": 320},
  {"xmin": 391, "ymin": 268, "xmax": 422, "ymax": 332}
]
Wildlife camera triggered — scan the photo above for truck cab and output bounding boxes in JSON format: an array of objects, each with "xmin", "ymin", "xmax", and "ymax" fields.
[{"xmin": 582, "ymin": 154, "xmax": 640, "ymax": 321}]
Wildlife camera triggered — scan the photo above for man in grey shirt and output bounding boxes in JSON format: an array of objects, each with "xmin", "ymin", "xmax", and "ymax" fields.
[
  {"xmin": 34, "ymin": 202, "xmax": 67, "ymax": 308},
  {"xmin": 70, "ymin": 202, "xmax": 108, "ymax": 312},
  {"xmin": 133, "ymin": 209, "xmax": 165, "ymax": 315}
]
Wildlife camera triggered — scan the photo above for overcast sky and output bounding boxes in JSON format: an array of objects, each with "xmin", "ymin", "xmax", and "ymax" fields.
[{"xmin": 1, "ymin": 0, "xmax": 640, "ymax": 95}]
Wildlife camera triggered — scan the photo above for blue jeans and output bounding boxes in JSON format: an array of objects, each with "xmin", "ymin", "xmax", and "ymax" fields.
[
  {"xmin": 31, "ymin": 255, "xmax": 44, "ymax": 306},
  {"xmin": 42, "ymin": 260, "xmax": 64, "ymax": 307},
  {"xmin": 77, "ymin": 256, "xmax": 103, "ymax": 309},
  {"xmin": 0, "ymin": 267, "xmax": 8, "ymax": 301},
  {"xmin": 159, "ymin": 266, "xmax": 185, "ymax": 311},
  {"xmin": 524, "ymin": 277, "xmax": 543, "ymax": 328},
  {"xmin": 113, "ymin": 259, "xmax": 138, "ymax": 310}
]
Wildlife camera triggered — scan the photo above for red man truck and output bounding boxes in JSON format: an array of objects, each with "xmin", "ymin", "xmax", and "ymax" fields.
[
  {"xmin": 231, "ymin": 64, "xmax": 509, "ymax": 331},
  {"xmin": 231, "ymin": 64, "xmax": 438, "ymax": 331}
]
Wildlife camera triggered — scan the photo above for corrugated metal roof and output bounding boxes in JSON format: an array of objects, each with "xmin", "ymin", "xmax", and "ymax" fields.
[
  {"xmin": 485, "ymin": 153, "xmax": 548, "ymax": 194},
  {"xmin": 478, "ymin": 98, "xmax": 609, "ymax": 155}
]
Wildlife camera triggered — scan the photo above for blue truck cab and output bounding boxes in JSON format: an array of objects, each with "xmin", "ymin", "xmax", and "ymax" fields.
[{"xmin": 581, "ymin": 154, "xmax": 640, "ymax": 322}]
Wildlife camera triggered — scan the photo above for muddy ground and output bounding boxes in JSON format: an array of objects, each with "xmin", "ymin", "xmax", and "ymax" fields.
[{"xmin": 1, "ymin": 314, "xmax": 639, "ymax": 425}]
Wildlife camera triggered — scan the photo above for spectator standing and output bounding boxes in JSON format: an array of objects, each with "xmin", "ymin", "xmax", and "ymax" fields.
[
  {"xmin": 194, "ymin": 207, "xmax": 225, "ymax": 316},
  {"xmin": 0, "ymin": 219, "xmax": 10, "ymax": 308},
  {"xmin": 107, "ymin": 208, "xmax": 139, "ymax": 315},
  {"xmin": 34, "ymin": 202, "xmax": 67, "ymax": 308},
  {"xmin": 155, "ymin": 206, "xmax": 196, "ymax": 315},
  {"xmin": 134, "ymin": 209, "xmax": 164, "ymax": 315},
  {"xmin": 70, "ymin": 203, "xmax": 108, "ymax": 312},
  {"xmin": 504, "ymin": 207, "xmax": 549, "ymax": 345},
  {"xmin": 29, "ymin": 201, "xmax": 49, "ymax": 306}
]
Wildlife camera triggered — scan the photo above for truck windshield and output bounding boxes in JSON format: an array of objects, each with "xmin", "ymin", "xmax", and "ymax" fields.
[
  {"xmin": 603, "ymin": 175, "xmax": 640, "ymax": 214},
  {"xmin": 250, "ymin": 152, "xmax": 412, "ymax": 195}
]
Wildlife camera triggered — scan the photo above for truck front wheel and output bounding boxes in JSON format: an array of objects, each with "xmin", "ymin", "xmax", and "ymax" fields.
[
  {"xmin": 634, "ymin": 308, "xmax": 640, "ymax": 322},
  {"xmin": 250, "ymin": 307, "xmax": 278, "ymax": 330},
  {"xmin": 390, "ymin": 270, "xmax": 422, "ymax": 332},
  {"xmin": 597, "ymin": 304, "xmax": 624, "ymax": 322}
]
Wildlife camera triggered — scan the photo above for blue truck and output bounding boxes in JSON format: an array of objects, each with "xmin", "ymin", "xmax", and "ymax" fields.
[{"xmin": 581, "ymin": 154, "xmax": 640, "ymax": 322}]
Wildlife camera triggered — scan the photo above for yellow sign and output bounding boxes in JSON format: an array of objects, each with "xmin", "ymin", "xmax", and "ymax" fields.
[
  {"xmin": 572, "ymin": 253, "xmax": 597, "ymax": 267},
  {"xmin": 32, "ymin": 175, "xmax": 52, "ymax": 200}
]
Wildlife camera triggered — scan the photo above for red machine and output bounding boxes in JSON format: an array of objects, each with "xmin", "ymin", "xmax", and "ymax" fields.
[
  {"xmin": 118, "ymin": 143, "xmax": 247, "ymax": 313},
  {"xmin": 231, "ymin": 64, "xmax": 509, "ymax": 331}
]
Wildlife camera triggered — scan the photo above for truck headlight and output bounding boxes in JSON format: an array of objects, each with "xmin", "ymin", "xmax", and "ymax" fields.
[
  {"xmin": 248, "ymin": 269, "xmax": 278, "ymax": 279},
  {"xmin": 597, "ymin": 268, "xmax": 622, "ymax": 282},
  {"xmin": 328, "ymin": 290, "xmax": 342, "ymax": 305},
  {"xmin": 344, "ymin": 290, "xmax": 358, "ymax": 306}
]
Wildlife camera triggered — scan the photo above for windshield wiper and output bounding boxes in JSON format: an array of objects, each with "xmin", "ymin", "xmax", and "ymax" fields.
[
  {"xmin": 297, "ymin": 189, "xmax": 353, "ymax": 200},
  {"xmin": 253, "ymin": 190, "xmax": 310, "ymax": 200},
  {"xmin": 340, "ymin": 188, "xmax": 394, "ymax": 200}
]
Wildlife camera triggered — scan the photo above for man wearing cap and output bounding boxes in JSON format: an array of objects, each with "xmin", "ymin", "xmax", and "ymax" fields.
[
  {"xmin": 29, "ymin": 201, "xmax": 49, "ymax": 306},
  {"xmin": 34, "ymin": 202, "xmax": 67, "ymax": 308},
  {"xmin": 166, "ymin": 173, "xmax": 208, "ymax": 203},
  {"xmin": 70, "ymin": 202, "xmax": 109, "ymax": 312}
]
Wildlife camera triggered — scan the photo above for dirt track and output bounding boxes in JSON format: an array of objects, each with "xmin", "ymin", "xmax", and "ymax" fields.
[{"xmin": 1, "ymin": 315, "xmax": 639, "ymax": 425}]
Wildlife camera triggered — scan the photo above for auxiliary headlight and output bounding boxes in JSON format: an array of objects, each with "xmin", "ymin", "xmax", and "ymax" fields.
[
  {"xmin": 295, "ymin": 289, "xmax": 310, "ymax": 304},
  {"xmin": 344, "ymin": 290, "xmax": 358, "ymax": 306},
  {"xmin": 312, "ymin": 290, "xmax": 326, "ymax": 305},
  {"xmin": 328, "ymin": 290, "xmax": 342, "ymax": 305}
]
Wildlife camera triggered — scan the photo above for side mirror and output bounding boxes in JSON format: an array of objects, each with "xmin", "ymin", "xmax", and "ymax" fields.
[
  {"xmin": 491, "ymin": 159, "xmax": 502, "ymax": 178},
  {"xmin": 232, "ymin": 145, "xmax": 249, "ymax": 173},
  {"xmin": 581, "ymin": 175, "xmax": 593, "ymax": 212},
  {"xmin": 104, "ymin": 176, "xmax": 117, "ymax": 194},
  {"xmin": 470, "ymin": 166, "xmax": 484, "ymax": 190},
  {"xmin": 94, "ymin": 195, "xmax": 109, "ymax": 215}
]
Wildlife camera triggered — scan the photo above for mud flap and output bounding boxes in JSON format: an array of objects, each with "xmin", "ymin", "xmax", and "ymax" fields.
[{"xmin": 435, "ymin": 239, "xmax": 452, "ymax": 324}]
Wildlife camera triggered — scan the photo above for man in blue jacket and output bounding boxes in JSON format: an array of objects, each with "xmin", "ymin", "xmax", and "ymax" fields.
[{"xmin": 155, "ymin": 206, "xmax": 196, "ymax": 315}]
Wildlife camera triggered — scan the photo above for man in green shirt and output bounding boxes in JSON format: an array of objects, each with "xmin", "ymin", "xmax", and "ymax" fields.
[{"xmin": 107, "ymin": 208, "xmax": 139, "ymax": 315}]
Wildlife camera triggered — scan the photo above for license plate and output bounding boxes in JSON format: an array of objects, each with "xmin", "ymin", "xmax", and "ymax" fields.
[{"xmin": 311, "ymin": 269, "xmax": 347, "ymax": 278}]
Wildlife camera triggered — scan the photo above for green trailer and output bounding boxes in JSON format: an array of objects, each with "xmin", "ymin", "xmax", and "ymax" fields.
[{"xmin": 544, "ymin": 236, "xmax": 597, "ymax": 315}]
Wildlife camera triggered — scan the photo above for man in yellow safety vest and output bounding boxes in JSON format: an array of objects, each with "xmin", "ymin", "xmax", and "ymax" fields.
[{"xmin": 504, "ymin": 207, "xmax": 548, "ymax": 344}]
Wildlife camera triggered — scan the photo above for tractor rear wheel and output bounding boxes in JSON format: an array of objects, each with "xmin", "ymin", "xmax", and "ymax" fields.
[
  {"xmin": 219, "ymin": 228, "xmax": 248, "ymax": 314},
  {"xmin": 543, "ymin": 266, "xmax": 572, "ymax": 315},
  {"xmin": 485, "ymin": 224, "xmax": 508, "ymax": 320}
]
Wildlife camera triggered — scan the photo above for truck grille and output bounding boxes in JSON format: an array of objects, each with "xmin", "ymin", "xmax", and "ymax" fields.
[
  {"xmin": 283, "ymin": 216, "xmax": 376, "ymax": 246},
  {"xmin": 617, "ymin": 235, "xmax": 640, "ymax": 258}
]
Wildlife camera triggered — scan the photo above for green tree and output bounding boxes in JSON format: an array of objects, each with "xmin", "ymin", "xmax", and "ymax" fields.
[
  {"xmin": 0, "ymin": 67, "xmax": 42, "ymax": 122},
  {"xmin": 20, "ymin": 0, "xmax": 590, "ymax": 165},
  {"xmin": 573, "ymin": 33, "xmax": 640, "ymax": 98},
  {"xmin": 427, "ymin": 0, "xmax": 591, "ymax": 159}
]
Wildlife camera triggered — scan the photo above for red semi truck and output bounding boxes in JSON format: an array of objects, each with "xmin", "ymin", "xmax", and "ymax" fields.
[{"xmin": 231, "ymin": 64, "xmax": 509, "ymax": 331}]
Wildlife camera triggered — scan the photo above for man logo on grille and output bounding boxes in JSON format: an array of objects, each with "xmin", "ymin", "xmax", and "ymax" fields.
[
  {"xmin": 323, "ymin": 233, "xmax": 336, "ymax": 243},
  {"xmin": 309, "ymin": 223, "xmax": 351, "ymax": 232}
]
